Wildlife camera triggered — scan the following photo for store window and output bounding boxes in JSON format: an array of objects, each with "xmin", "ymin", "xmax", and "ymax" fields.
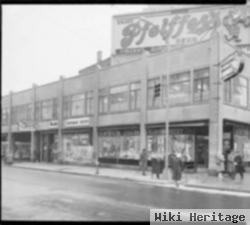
[
  {"xmin": 40, "ymin": 99, "xmax": 58, "ymax": 121},
  {"xmin": 130, "ymin": 82, "xmax": 140, "ymax": 111},
  {"xmin": 86, "ymin": 91, "xmax": 93, "ymax": 115},
  {"xmin": 99, "ymin": 130, "xmax": 140, "ymax": 161},
  {"xmin": 193, "ymin": 68, "xmax": 209, "ymax": 103},
  {"xmin": 147, "ymin": 77, "xmax": 161, "ymax": 108},
  {"xmin": 99, "ymin": 131, "xmax": 121, "ymax": 158},
  {"xmin": 63, "ymin": 133, "xmax": 93, "ymax": 163},
  {"xmin": 110, "ymin": 84, "xmax": 129, "ymax": 112},
  {"xmin": 169, "ymin": 71, "xmax": 191, "ymax": 106},
  {"xmin": 170, "ymin": 128, "xmax": 195, "ymax": 163},
  {"xmin": 224, "ymin": 76, "xmax": 248, "ymax": 108},
  {"xmin": 121, "ymin": 130, "xmax": 140, "ymax": 159},
  {"xmin": 147, "ymin": 128, "xmax": 165, "ymax": 159},
  {"xmin": 99, "ymin": 88, "xmax": 109, "ymax": 114},
  {"xmin": 2, "ymin": 108, "xmax": 9, "ymax": 125},
  {"xmin": 233, "ymin": 125, "xmax": 250, "ymax": 163}
]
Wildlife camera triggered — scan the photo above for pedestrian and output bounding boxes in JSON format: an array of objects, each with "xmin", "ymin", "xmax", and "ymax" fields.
[
  {"xmin": 227, "ymin": 151, "xmax": 235, "ymax": 179},
  {"xmin": 140, "ymin": 148, "xmax": 148, "ymax": 176},
  {"xmin": 151, "ymin": 152, "xmax": 162, "ymax": 179},
  {"xmin": 233, "ymin": 152, "xmax": 245, "ymax": 181},
  {"xmin": 170, "ymin": 152, "xmax": 183, "ymax": 188}
]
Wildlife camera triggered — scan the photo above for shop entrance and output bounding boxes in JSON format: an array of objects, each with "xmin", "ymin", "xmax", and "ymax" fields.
[
  {"xmin": 40, "ymin": 133, "xmax": 57, "ymax": 162},
  {"xmin": 13, "ymin": 132, "xmax": 31, "ymax": 161},
  {"xmin": 195, "ymin": 135, "xmax": 209, "ymax": 168}
]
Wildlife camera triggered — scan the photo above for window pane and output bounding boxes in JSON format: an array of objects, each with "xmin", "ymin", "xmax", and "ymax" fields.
[
  {"xmin": 170, "ymin": 72, "xmax": 190, "ymax": 83},
  {"xmin": 169, "ymin": 81, "xmax": 190, "ymax": 105},
  {"xmin": 110, "ymin": 85, "xmax": 129, "ymax": 112}
]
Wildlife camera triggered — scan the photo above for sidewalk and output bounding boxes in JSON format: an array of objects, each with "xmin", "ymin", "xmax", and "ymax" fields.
[{"xmin": 7, "ymin": 162, "xmax": 250, "ymax": 195}]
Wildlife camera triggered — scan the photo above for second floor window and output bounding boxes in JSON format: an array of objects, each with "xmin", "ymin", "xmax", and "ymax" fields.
[
  {"xmin": 41, "ymin": 99, "xmax": 57, "ymax": 120},
  {"xmin": 224, "ymin": 76, "xmax": 248, "ymax": 108},
  {"xmin": 169, "ymin": 71, "xmax": 191, "ymax": 106},
  {"xmin": 193, "ymin": 68, "xmax": 210, "ymax": 103},
  {"xmin": 110, "ymin": 84, "xmax": 129, "ymax": 112},
  {"xmin": 12, "ymin": 104, "xmax": 32, "ymax": 124},
  {"xmin": 130, "ymin": 82, "xmax": 140, "ymax": 110},
  {"xmin": 148, "ymin": 77, "xmax": 161, "ymax": 108},
  {"xmin": 99, "ymin": 88, "xmax": 109, "ymax": 114}
]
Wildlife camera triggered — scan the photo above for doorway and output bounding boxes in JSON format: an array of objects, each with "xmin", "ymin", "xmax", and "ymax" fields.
[
  {"xmin": 195, "ymin": 135, "xmax": 209, "ymax": 168},
  {"xmin": 40, "ymin": 133, "xmax": 57, "ymax": 162}
]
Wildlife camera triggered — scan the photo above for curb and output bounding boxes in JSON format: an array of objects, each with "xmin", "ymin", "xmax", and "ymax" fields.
[
  {"xmin": 185, "ymin": 184, "xmax": 250, "ymax": 194},
  {"xmin": 9, "ymin": 164, "xmax": 250, "ymax": 196}
]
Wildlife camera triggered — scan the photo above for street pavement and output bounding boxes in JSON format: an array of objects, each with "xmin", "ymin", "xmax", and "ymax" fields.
[
  {"xmin": 2, "ymin": 165, "xmax": 250, "ymax": 221},
  {"xmin": 9, "ymin": 162, "xmax": 250, "ymax": 195}
]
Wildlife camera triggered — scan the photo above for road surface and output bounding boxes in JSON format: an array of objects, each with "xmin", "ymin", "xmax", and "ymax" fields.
[{"xmin": 2, "ymin": 165, "xmax": 250, "ymax": 221}]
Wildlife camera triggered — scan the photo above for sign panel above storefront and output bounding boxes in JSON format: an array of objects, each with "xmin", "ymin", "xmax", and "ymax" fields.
[
  {"xmin": 220, "ymin": 51, "xmax": 245, "ymax": 81},
  {"xmin": 64, "ymin": 117, "xmax": 90, "ymax": 128},
  {"xmin": 112, "ymin": 6, "xmax": 250, "ymax": 55}
]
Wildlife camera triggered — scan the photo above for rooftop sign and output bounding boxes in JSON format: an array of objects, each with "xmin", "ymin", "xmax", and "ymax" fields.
[{"xmin": 112, "ymin": 6, "xmax": 250, "ymax": 55}]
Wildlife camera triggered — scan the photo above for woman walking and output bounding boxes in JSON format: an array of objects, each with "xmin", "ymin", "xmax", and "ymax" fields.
[{"xmin": 170, "ymin": 152, "xmax": 183, "ymax": 188}]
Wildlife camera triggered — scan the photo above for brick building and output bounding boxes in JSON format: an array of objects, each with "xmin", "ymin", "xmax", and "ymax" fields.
[{"xmin": 2, "ymin": 5, "xmax": 250, "ymax": 172}]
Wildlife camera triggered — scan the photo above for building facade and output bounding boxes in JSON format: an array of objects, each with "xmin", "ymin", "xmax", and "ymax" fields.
[{"xmin": 2, "ymin": 5, "xmax": 250, "ymax": 172}]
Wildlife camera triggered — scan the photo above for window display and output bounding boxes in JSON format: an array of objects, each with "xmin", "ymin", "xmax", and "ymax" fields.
[
  {"xmin": 147, "ymin": 128, "xmax": 165, "ymax": 159},
  {"xmin": 233, "ymin": 125, "xmax": 250, "ymax": 162},
  {"xmin": 99, "ymin": 130, "xmax": 140, "ymax": 160},
  {"xmin": 63, "ymin": 133, "xmax": 93, "ymax": 163},
  {"xmin": 99, "ymin": 131, "xmax": 121, "ymax": 158},
  {"xmin": 170, "ymin": 128, "xmax": 195, "ymax": 162},
  {"xmin": 120, "ymin": 131, "xmax": 140, "ymax": 159}
]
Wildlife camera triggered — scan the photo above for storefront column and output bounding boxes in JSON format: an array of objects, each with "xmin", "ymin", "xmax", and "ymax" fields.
[
  {"xmin": 93, "ymin": 66, "xmax": 100, "ymax": 167},
  {"xmin": 140, "ymin": 51, "xmax": 148, "ymax": 153},
  {"xmin": 7, "ymin": 91, "xmax": 13, "ymax": 161},
  {"xmin": 30, "ymin": 83, "xmax": 36, "ymax": 161},
  {"xmin": 58, "ymin": 76, "xmax": 64, "ymax": 163},
  {"xmin": 208, "ymin": 33, "xmax": 223, "ymax": 173}
]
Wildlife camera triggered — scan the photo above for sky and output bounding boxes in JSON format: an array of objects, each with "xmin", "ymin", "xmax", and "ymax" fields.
[{"xmin": 2, "ymin": 5, "xmax": 148, "ymax": 96}]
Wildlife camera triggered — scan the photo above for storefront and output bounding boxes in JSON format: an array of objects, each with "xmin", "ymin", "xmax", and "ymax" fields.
[
  {"xmin": 146, "ymin": 122, "xmax": 209, "ymax": 169},
  {"xmin": 62, "ymin": 128, "xmax": 93, "ymax": 164},
  {"xmin": 98, "ymin": 126, "xmax": 140, "ymax": 165},
  {"xmin": 39, "ymin": 130, "xmax": 58, "ymax": 163},
  {"xmin": 224, "ymin": 120, "xmax": 250, "ymax": 166},
  {"xmin": 13, "ymin": 132, "xmax": 31, "ymax": 161}
]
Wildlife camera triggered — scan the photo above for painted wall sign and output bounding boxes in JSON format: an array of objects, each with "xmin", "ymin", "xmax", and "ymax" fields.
[
  {"xmin": 112, "ymin": 6, "xmax": 250, "ymax": 55},
  {"xmin": 64, "ymin": 117, "xmax": 90, "ymax": 128}
]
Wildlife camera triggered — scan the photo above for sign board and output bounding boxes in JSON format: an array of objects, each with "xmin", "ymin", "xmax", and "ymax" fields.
[
  {"xmin": 64, "ymin": 117, "xmax": 90, "ymax": 128},
  {"xmin": 220, "ymin": 51, "xmax": 245, "ymax": 81},
  {"xmin": 112, "ymin": 6, "xmax": 250, "ymax": 55},
  {"xmin": 37, "ymin": 120, "xmax": 58, "ymax": 130},
  {"xmin": 18, "ymin": 121, "xmax": 33, "ymax": 131}
]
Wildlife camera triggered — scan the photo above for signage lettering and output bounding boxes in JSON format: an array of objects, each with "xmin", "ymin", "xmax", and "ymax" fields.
[
  {"xmin": 114, "ymin": 6, "xmax": 250, "ymax": 54},
  {"xmin": 64, "ymin": 117, "xmax": 90, "ymax": 127}
]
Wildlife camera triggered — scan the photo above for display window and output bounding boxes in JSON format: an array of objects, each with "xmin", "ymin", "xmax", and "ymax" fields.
[
  {"xmin": 98, "ymin": 129, "xmax": 140, "ymax": 160},
  {"xmin": 99, "ymin": 131, "xmax": 121, "ymax": 158},
  {"xmin": 63, "ymin": 133, "xmax": 93, "ymax": 163},
  {"xmin": 147, "ymin": 128, "xmax": 165, "ymax": 159},
  {"xmin": 233, "ymin": 125, "xmax": 250, "ymax": 162},
  {"xmin": 120, "ymin": 130, "xmax": 140, "ymax": 159}
]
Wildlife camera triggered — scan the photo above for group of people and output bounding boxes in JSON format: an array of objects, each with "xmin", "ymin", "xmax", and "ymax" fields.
[{"xmin": 140, "ymin": 149, "xmax": 184, "ymax": 188}]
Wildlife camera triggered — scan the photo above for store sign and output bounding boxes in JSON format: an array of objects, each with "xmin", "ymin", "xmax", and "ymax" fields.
[
  {"xmin": 37, "ymin": 120, "xmax": 58, "ymax": 130},
  {"xmin": 64, "ymin": 117, "xmax": 90, "ymax": 128},
  {"xmin": 112, "ymin": 6, "xmax": 250, "ymax": 54},
  {"xmin": 18, "ymin": 121, "xmax": 33, "ymax": 131},
  {"xmin": 220, "ymin": 51, "xmax": 245, "ymax": 81}
]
